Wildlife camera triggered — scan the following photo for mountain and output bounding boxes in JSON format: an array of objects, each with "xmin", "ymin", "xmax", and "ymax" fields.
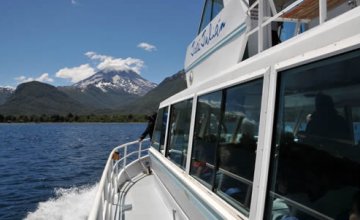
[
  {"xmin": 122, "ymin": 70, "xmax": 187, "ymax": 114},
  {"xmin": 0, "ymin": 70, "xmax": 186, "ymax": 116},
  {"xmin": 59, "ymin": 70, "xmax": 157, "ymax": 111},
  {"xmin": 0, "ymin": 81, "xmax": 86, "ymax": 115},
  {"xmin": 73, "ymin": 70, "xmax": 157, "ymax": 96},
  {"xmin": 0, "ymin": 87, "xmax": 14, "ymax": 105}
]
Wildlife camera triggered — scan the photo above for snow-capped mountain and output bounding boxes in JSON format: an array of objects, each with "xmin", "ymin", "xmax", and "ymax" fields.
[{"xmin": 73, "ymin": 70, "xmax": 157, "ymax": 96}]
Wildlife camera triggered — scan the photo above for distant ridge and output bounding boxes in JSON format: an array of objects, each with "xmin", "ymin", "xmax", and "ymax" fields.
[
  {"xmin": 122, "ymin": 70, "xmax": 187, "ymax": 114},
  {"xmin": 0, "ymin": 87, "xmax": 14, "ymax": 105},
  {"xmin": 0, "ymin": 70, "xmax": 187, "ymax": 117},
  {"xmin": 0, "ymin": 81, "xmax": 86, "ymax": 115}
]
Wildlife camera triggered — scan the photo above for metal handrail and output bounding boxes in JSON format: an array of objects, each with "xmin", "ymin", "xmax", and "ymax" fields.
[{"xmin": 88, "ymin": 138, "xmax": 150, "ymax": 220}]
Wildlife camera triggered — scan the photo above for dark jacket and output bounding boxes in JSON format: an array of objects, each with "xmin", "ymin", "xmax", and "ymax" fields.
[{"xmin": 140, "ymin": 113, "xmax": 157, "ymax": 140}]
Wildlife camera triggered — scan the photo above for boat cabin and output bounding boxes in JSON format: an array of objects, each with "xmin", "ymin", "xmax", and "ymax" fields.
[{"xmin": 150, "ymin": 0, "xmax": 360, "ymax": 219}]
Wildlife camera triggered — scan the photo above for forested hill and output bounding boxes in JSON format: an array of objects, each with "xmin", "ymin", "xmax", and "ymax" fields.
[{"xmin": 0, "ymin": 70, "xmax": 187, "ymax": 121}]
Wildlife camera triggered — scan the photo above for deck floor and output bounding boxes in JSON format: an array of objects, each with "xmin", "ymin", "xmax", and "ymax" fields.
[{"xmin": 118, "ymin": 174, "xmax": 173, "ymax": 220}]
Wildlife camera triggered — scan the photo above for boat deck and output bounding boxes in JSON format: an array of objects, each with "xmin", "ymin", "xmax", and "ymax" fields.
[{"xmin": 117, "ymin": 173, "xmax": 173, "ymax": 220}]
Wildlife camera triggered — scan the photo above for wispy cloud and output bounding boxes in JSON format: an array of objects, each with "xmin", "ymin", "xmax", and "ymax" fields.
[
  {"xmin": 15, "ymin": 73, "xmax": 54, "ymax": 84},
  {"xmin": 37, "ymin": 73, "xmax": 54, "ymax": 83},
  {"xmin": 71, "ymin": 0, "xmax": 78, "ymax": 5},
  {"xmin": 137, "ymin": 42, "xmax": 157, "ymax": 52},
  {"xmin": 55, "ymin": 64, "xmax": 95, "ymax": 83},
  {"xmin": 85, "ymin": 51, "xmax": 144, "ymax": 74}
]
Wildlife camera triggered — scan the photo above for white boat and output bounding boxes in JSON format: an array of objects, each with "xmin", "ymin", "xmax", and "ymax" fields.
[{"xmin": 89, "ymin": 0, "xmax": 360, "ymax": 219}]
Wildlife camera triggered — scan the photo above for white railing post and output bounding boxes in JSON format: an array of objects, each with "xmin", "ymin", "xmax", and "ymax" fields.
[
  {"xmin": 88, "ymin": 138, "xmax": 149, "ymax": 220},
  {"xmin": 319, "ymin": 0, "xmax": 327, "ymax": 24},
  {"xmin": 258, "ymin": 0, "xmax": 264, "ymax": 52},
  {"xmin": 124, "ymin": 145, "xmax": 127, "ymax": 167},
  {"xmin": 138, "ymin": 141, "xmax": 142, "ymax": 159}
]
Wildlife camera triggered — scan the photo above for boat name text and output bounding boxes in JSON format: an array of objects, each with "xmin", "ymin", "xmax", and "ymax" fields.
[{"xmin": 191, "ymin": 19, "xmax": 226, "ymax": 57}]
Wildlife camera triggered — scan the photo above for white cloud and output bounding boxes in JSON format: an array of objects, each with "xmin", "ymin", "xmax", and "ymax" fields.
[
  {"xmin": 137, "ymin": 42, "xmax": 157, "ymax": 52},
  {"xmin": 71, "ymin": 0, "xmax": 78, "ymax": 5},
  {"xmin": 55, "ymin": 64, "xmax": 95, "ymax": 83},
  {"xmin": 15, "ymin": 73, "xmax": 54, "ymax": 84},
  {"xmin": 37, "ymin": 73, "xmax": 54, "ymax": 83},
  {"xmin": 84, "ymin": 51, "xmax": 108, "ymax": 61},
  {"xmin": 85, "ymin": 51, "xmax": 144, "ymax": 74},
  {"xmin": 15, "ymin": 76, "xmax": 33, "ymax": 83}
]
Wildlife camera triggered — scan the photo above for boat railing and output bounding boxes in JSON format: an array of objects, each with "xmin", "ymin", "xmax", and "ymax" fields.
[
  {"xmin": 88, "ymin": 138, "xmax": 151, "ymax": 220},
  {"xmin": 247, "ymin": 0, "xmax": 358, "ymax": 53}
]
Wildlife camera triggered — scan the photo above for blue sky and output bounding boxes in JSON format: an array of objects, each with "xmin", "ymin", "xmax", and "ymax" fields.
[{"xmin": 0, "ymin": 0, "xmax": 203, "ymax": 87}]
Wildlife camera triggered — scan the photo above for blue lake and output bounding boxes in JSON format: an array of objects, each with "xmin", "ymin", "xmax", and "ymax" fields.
[{"xmin": 0, "ymin": 123, "xmax": 146, "ymax": 220}]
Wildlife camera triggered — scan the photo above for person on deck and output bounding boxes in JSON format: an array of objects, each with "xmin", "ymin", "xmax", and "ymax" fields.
[{"xmin": 139, "ymin": 112, "xmax": 157, "ymax": 141}]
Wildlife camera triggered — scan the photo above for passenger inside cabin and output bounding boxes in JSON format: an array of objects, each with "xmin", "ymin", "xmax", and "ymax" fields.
[{"xmin": 305, "ymin": 93, "xmax": 351, "ymax": 141}]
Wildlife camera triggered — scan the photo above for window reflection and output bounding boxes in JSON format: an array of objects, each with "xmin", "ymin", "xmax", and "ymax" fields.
[
  {"xmin": 215, "ymin": 79, "xmax": 263, "ymax": 215},
  {"xmin": 265, "ymin": 50, "xmax": 360, "ymax": 220},
  {"xmin": 189, "ymin": 78, "xmax": 263, "ymax": 215},
  {"xmin": 190, "ymin": 91, "xmax": 222, "ymax": 187},
  {"xmin": 166, "ymin": 99, "xmax": 193, "ymax": 169},
  {"xmin": 152, "ymin": 107, "xmax": 168, "ymax": 152}
]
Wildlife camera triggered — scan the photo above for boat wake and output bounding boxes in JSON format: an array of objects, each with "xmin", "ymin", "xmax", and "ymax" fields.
[{"xmin": 24, "ymin": 184, "xmax": 98, "ymax": 220}]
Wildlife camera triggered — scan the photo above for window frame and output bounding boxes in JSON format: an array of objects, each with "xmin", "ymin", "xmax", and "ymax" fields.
[
  {"xmin": 165, "ymin": 98, "xmax": 194, "ymax": 170},
  {"xmin": 197, "ymin": 0, "xmax": 224, "ymax": 34},
  {"xmin": 188, "ymin": 75, "xmax": 266, "ymax": 216},
  {"xmin": 263, "ymin": 49, "xmax": 360, "ymax": 220},
  {"xmin": 151, "ymin": 106, "xmax": 170, "ymax": 153}
]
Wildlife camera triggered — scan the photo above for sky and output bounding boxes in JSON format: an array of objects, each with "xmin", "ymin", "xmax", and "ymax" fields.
[{"xmin": 0, "ymin": 0, "xmax": 204, "ymax": 87}]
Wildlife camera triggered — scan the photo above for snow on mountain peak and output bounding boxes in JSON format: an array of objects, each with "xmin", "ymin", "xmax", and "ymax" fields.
[
  {"xmin": 0, "ymin": 86, "xmax": 15, "ymax": 93},
  {"xmin": 73, "ymin": 70, "xmax": 157, "ymax": 95}
]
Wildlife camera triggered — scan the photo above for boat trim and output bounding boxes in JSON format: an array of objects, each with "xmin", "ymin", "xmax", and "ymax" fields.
[
  {"xmin": 249, "ymin": 67, "xmax": 277, "ymax": 220},
  {"xmin": 275, "ymin": 34, "xmax": 360, "ymax": 72},
  {"xmin": 185, "ymin": 94, "xmax": 198, "ymax": 173}
]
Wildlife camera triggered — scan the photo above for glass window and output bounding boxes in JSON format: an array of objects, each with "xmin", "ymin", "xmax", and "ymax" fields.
[
  {"xmin": 199, "ymin": 0, "xmax": 213, "ymax": 34},
  {"xmin": 152, "ymin": 107, "xmax": 168, "ymax": 152},
  {"xmin": 215, "ymin": 79, "xmax": 263, "ymax": 215},
  {"xmin": 265, "ymin": 50, "xmax": 360, "ymax": 220},
  {"xmin": 198, "ymin": 0, "xmax": 224, "ymax": 34},
  {"xmin": 190, "ymin": 91, "xmax": 222, "ymax": 187},
  {"xmin": 212, "ymin": 0, "xmax": 224, "ymax": 19},
  {"xmin": 166, "ymin": 99, "xmax": 193, "ymax": 169}
]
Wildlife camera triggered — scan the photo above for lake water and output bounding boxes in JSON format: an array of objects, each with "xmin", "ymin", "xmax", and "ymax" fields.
[{"xmin": 0, "ymin": 123, "xmax": 146, "ymax": 220}]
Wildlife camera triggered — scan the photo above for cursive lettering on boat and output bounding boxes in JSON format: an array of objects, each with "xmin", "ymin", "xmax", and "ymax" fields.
[{"xmin": 191, "ymin": 19, "xmax": 226, "ymax": 57}]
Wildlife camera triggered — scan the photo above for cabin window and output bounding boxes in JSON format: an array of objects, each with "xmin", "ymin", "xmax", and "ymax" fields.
[
  {"xmin": 215, "ymin": 79, "xmax": 263, "ymax": 215},
  {"xmin": 166, "ymin": 99, "xmax": 193, "ymax": 169},
  {"xmin": 152, "ymin": 107, "xmax": 168, "ymax": 152},
  {"xmin": 265, "ymin": 50, "xmax": 360, "ymax": 220},
  {"xmin": 189, "ymin": 79, "xmax": 263, "ymax": 215},
  {"xmin": 198, "ymin": 0, "xmax": 224, "ymax": 34},
  {"xmin": 190, "ymin": 91, "xmax": 222, "ymax": 188}
]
